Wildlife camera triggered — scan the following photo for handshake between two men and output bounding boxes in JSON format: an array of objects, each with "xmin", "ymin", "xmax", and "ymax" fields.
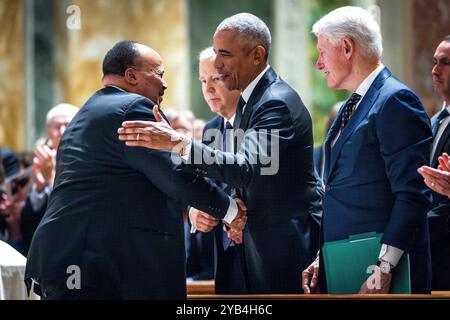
[
  {"xmin": 191, "ymin": 198, "xmax": 247, "ymax": 244},
  {"xmin": 117, "ymin": 105, "xmax": 249, "ymax": 238}
]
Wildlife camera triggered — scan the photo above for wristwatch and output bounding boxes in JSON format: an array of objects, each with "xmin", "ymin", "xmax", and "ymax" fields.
[{"xmin": 377, "ymin": 260, "xmax": 392, "ymax": 274}]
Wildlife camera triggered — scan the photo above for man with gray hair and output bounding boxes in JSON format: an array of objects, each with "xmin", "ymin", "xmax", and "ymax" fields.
[
  {"xmin": 302, "ymin": 6, "xmax": 432, "ymax": 294},
  {"xmin": 119, "ymin": 13, "xmax": 321, "ymax": 293}
]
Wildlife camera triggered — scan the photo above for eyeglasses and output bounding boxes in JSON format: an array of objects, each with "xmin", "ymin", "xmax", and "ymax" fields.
[{"xmin": 131, "ymin": 67, "xmax": 164, "ymax": 79}]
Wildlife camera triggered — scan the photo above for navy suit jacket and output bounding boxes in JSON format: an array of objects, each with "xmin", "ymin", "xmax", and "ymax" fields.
[
  {"xmin": 182, "ymin": 68, "xmax": 321, "ymax": 293},
  {"xmin": 321, "ymin": 67, "xmax": 432, "ymax": 293},
  {"xmin": 200, "ymin": 115, "xmax": 248, "ymax": 294},
  {"xmin": 428, "ymin": 111, "xmax": 450, "ymax": 290},
  {"xmin": 25, "ymin": 87, "xmax": 231, "ymax": 299}
]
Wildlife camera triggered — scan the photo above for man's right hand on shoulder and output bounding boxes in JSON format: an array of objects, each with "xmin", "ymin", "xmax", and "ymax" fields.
[
  {"xmin": 189, "ymin": 208, "xmax": 220, "ymax": 232},
  {"xmin": 302, "ymin": 255, "xmax": 320, "ymax": 294}
]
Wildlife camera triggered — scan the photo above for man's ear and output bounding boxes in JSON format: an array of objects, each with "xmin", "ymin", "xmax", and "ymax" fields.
[
  {"xmin": 342, "ymin": 38, "xmax": 354, "ymax": 59},
  {"xmin": 253, "ymin": 45, "xmax": 267, "ymax": 65},
  {"xmin": 124, "ymin": 68, "xmax": 138, "ymax": 85}
]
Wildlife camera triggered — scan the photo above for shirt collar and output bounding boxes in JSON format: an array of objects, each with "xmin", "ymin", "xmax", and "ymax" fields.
[
  {"xmin": 106, "ymin": 85, "xmax": 126, "ymax": 92},
  {"xmin": 241, "ymin": 65, "xmax": 270, "ymax": 104},
  {"xmin": 223, "ymin": 114, "xmax": 236, "ymax": 127},
  {"xmin": 355, "ymin": 64, "xmax": 385, "ymax": 97},
  {"xmin": 443, "ymin": 102, "xmax": 450, "ymax": 113}
]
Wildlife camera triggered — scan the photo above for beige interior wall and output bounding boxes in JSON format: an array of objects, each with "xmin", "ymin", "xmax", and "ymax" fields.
[
  {"xmin": 0, "ymin": 0, "xmax": 24, "ymax": 151},
  {"xmin": 54, "ymin": 0, "xmax": 189, "ymax": 110}
]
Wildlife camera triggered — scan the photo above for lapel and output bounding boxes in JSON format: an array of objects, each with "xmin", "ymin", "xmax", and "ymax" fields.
[
  {"xmin": 322, "ymin": 103, "xmax": 346, "ymax": 184},
  {"xmin": 238, "ymin": 67, "xmax": 278, "ymax": 131},
  {"xmin": 325, "ymin": 67, "xmax": 392, "ymax": 182},
  {"xmin": 432, "ymin": 124, "xmax": 450, "ymax": 166},
  {"xmin": 203, "ymin": 116, "xmax": 224, "ymax": 149}
]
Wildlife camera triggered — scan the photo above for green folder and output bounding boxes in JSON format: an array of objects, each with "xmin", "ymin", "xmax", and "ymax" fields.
[{"xmin": 323, "ymin": 232, "xmax": 411, "ymax": 294}]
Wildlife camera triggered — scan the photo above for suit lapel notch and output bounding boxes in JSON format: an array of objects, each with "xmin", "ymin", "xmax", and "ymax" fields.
[{"xmin": 239, "ymin": 68, "xmax": 277, "ymax": 131}]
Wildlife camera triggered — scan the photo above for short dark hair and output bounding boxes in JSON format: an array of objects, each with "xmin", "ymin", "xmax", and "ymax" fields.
[
  {"xmin": 102, "ymin": 41, "xmax": 141, "ymax": 76},
  {"xmin": 444, "ymin": 35, "xmax": 450, "ymax": 42}
]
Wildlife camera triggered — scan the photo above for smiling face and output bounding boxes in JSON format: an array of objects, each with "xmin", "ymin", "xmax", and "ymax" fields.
[
  {"xmin": 199, "ymin": 56, "xmax": 239, "ymax": 119},
  {"xmin": 432, "ymin": 40, "xmax": 450, "ymax": 104},
  {"xmin": 213, "ymin": 29, "xmax": 262, "ymax": 92},
  {"xmin": 316, "ymin": 35, "xmax": 353, "ymax": 90}
]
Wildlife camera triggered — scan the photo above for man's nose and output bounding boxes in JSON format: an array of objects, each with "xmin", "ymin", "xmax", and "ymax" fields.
[
  {"xmin": 207, "ymin": 81, "xmax": 215, "ymax": 93},
  {"xmin": 432, "ymin": 64, "xmax": 440, "ymax": 77},
  {"xmin": 316, "ymin": 58, "xmax": 324, "ymax": 70}
]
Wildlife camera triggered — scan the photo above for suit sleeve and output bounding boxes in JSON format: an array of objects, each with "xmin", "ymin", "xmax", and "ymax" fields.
[
  {"xmin": 377, "ymin": 89, "xmax": 433, "ymax": 252},
  {"xmin": 121, "ymin": 97, "xmax": 231, "ymax": 219},
  {"xmin": 182, "ymin": 101, "xmax": 294, "ymax": 188}
]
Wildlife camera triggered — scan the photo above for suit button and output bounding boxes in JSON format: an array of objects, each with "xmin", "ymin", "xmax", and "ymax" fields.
[{"xmin": 325, "ymin": 185, "xmax": 331, "ymax": 192}]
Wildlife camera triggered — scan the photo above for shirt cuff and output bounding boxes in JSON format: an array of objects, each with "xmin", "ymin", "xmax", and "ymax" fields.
[
  {"xmin": 378, "ymin": 244, "xmax": 404, "ymax": 267},
  {"xmin": 222, "ymin": 197, "xmax": 238, "ymax": 225},
  {"xmin": 188, "ymin": 207, "xmax": 197, "ymax": 234},
  {"xmin": 180, "ymin": 139, "xmax": 193, "ymax": 161}
]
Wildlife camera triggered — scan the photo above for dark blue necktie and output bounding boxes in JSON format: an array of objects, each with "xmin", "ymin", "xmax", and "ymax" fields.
[
  {"xmin": 233, "ymin": 96, "xmax": 246, "ymax": 130},
  {"xmin": 340, "ymin": 93, "xmax": 362, "ymax": 129},
  {"xmin": 222, "ymin": 121, "xmax": 233, "ymax": 153},
  {"xmin": 432, "ymin": 109, "xmax": 449, "ymax": 137}
]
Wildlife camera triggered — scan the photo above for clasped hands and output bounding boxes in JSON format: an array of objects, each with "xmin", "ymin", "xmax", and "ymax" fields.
[{"xmin": 190, "ymin": 198, "xmax": 247, "ymax": 243}]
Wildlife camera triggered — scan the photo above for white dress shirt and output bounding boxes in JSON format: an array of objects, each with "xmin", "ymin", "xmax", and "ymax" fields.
[{"xmin": 430, "ymin": 103, "xmax": 450, "ymax": 162}]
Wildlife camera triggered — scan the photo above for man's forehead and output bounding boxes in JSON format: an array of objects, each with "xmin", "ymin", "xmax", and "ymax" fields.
[{"xmin": 435, "ymin": 41, "xmax": 450, "ymax": 56}]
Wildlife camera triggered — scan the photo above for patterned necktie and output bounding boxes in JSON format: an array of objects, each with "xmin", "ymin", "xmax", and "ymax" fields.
[
  {"xmin": 432, "ymin": 109, "xmax": 450, "ymax": 137},
  {"xmin": 340, "ymin": 93, "xmax": 362, "ymax": 129}
]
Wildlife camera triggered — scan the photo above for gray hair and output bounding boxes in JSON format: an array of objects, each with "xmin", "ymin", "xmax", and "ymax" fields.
[
  {"xmin": 216, "ymin": 13, "xmax": 271, "ymax": 60},
  {"xmin": 312, "ymin": 6, "xmax": 383, "ymax": 59},
  {"xmin": 46, "ymin": 103, "xmax": 78, "ymax": 125},
  {"xmin": 198, "ymin": 47, "xmax": 215, "ymax": 62}
]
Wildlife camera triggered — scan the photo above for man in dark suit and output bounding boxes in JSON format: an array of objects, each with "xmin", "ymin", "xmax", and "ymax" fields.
[
  {"xmin": 119, "ymin": 13, "xmax": 321, "ymax": 294},
  {"xmin": 25, "ymin": 41, "xmax": 246, "ymax": 300},
  {"xmin": 302, "ymin": 6, "xmax": 432, "ymax": 294},
  {"xmin": 188, "ymin": 46, "xmax": 247, "ymax": 293},
  {"xmin": 418, "ymin": 36, "xmax": 450, "ymax": 290}
]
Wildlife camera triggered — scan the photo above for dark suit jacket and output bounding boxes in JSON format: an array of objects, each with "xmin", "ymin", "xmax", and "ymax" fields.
[
  {"xmin": 321, "ymin": 67, "xmax": 432, "ymax": 293},
  {"xmin": 428, "ymin": 110, "xmax": 450, "ymax": 290},
  {"xmin": 182, "ymin": 68, "xmax": 321, "ymax": 293},
  {"xmin": 199, "ymin": 116, "xmax": 248, "ymax": 294},
  {"xmin": 25, "ymin": 87, "xmax": 231, "ymax": 299},
  {"xmin": 20, "ymin": 194, "xmax": 48, "ymax": 255}
]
